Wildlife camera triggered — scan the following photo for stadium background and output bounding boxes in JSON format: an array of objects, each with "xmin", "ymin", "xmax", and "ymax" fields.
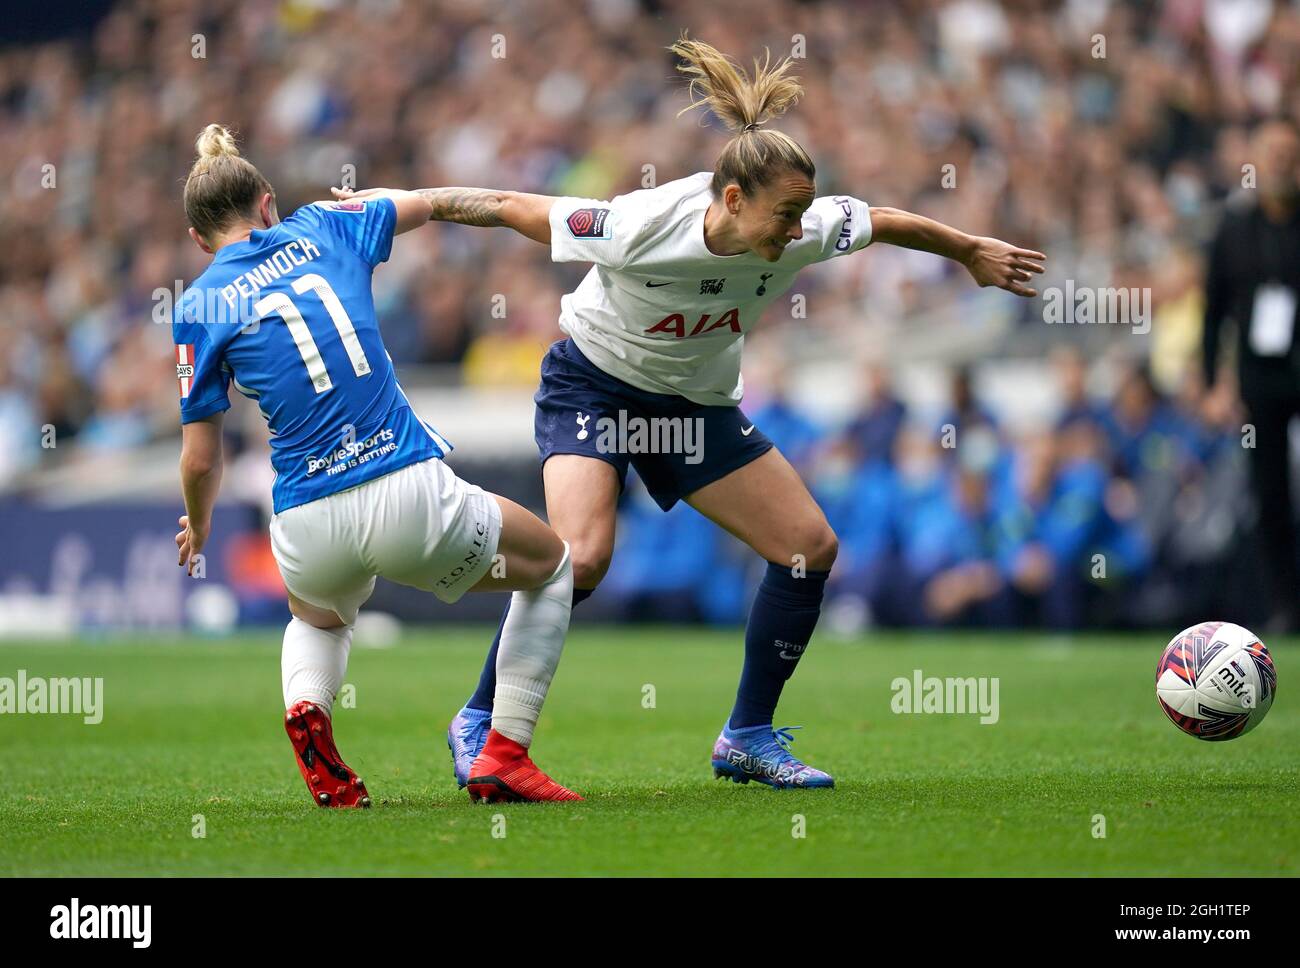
[{"xmin": 2, "ymin": 0, "xmax": 1298, "ymax": 637}]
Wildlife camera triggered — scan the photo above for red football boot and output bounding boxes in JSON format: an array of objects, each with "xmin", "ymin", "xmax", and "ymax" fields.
[
  {"xmin": 284, "ymin": 700, "xmax": 371, "ymax": 808},
  {"xmin": 467, "ymin": 729, "xmax": 583, "ymax": 803}
]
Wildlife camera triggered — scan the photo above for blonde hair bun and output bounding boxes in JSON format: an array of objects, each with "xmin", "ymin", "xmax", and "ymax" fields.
[{"xmin": 195, "ymin": 123, "xmax": 239, "ymax": 160}]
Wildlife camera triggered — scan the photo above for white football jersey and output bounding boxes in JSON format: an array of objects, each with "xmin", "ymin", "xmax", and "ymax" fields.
[{"xmin": 548, "ymin": 172, "xmax": 872, "ymax": 406}]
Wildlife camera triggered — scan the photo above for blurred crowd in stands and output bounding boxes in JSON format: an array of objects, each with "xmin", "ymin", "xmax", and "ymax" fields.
[
  {"xmin": 606, "ymin": 346, "xmax": 1260, "ymax": 630},
  {"xmin": 2, "ymin": 0, "xmax": 1296, "ymax": 628}
]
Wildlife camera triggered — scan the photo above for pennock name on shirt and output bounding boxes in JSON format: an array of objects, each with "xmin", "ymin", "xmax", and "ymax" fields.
[{"xmin": 220, "ymin": 237, "xmax": 322, "ymax": 310}]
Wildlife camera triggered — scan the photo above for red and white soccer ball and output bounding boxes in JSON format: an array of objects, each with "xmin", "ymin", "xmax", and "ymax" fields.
[{"xmin": 1156, "ymin": 621, "xmax": 1277, "ymax": 741}]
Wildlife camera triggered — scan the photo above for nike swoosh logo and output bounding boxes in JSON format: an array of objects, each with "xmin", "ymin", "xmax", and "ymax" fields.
[
  {"xmin": 645, "ymin": 281, "xmax": 674, "ymax": 288},
  {"xmin": 741, "ymin": 425, "xmax": 756, "ymax": 436}
]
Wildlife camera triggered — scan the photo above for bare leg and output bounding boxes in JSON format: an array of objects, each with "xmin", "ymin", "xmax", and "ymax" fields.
[
  {"xmin": 541, "ymin": 454, "xmax": 622, "ymax": 591},
  {"xmin": 288, "ymin": 592, "xmax": 346, "ymax": 629},
  {"xmin": 469, "ymin": 494, "xmax": 566, "ymax": 592},
  {"xmin": 686, "ymin": 448, "xmax": 837, "ymax": 732},
  {"xmin": 685, "ymin": 448, "xmax": 837, "ymax": 571},
  {"xmin": 460, "ymin": 456, "xmax": 620, "ymax": 715}
]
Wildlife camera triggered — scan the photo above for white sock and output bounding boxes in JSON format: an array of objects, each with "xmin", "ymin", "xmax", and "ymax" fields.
[
  {"xmin": 281, "ymin": 617, "xmax": 353, "ymax": 716},
  {"xmin": 493, "ymin": 542, "xmax": 573, "ymax": 747}
]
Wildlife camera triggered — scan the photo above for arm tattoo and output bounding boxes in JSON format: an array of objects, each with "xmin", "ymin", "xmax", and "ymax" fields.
[{"xmin": 415, "ymin": 187, "xmax": 507, "ymax": 227}]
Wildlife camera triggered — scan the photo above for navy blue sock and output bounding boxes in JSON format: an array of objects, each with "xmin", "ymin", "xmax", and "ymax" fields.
[
  {"xmin": 465, "ymin": 586, "xmax": 594, "ymax": 712},
  {"xmin": 729, "ymin": 562, "xmax": 830, "ymax": 730}
]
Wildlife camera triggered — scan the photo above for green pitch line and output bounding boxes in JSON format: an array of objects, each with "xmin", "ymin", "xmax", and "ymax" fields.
[{"xmin": 0, "ymin": 629, "xmax": 1294, "ymax": 876}]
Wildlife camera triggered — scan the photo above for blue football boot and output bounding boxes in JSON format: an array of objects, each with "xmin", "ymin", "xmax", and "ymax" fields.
[
  {"xmin": 446, "ymin": 705, "xmax": 492, "ymax": 789},
  {"xmin": 711, "ymin": 724, "xmax": 834, "ymax": 789}
]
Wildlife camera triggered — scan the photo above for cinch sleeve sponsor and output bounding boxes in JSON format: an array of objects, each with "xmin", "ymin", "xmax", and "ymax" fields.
[
  {"xmin": 549, "ymin": 194, "xmax": 645, "ymax": 269},
  {"xmin": 305, "ymin": 198, "xmax": 398, "ymax": 268},
  {"xmin": 799, "ymin": 194, "xmax": 873, "ymax": 265},
  {"xmin": 173, "ymin": 326, "xmax": 231, "ymax": 423}
]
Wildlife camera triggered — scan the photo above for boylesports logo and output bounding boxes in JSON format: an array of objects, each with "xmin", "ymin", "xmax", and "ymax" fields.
[
  {"xmin": 566, "ymin": 208, "xmax": 611, "ymax": 239},
  {"xmin": 305, "ymin": 427, "xmax": 397, "ymax": 477}
]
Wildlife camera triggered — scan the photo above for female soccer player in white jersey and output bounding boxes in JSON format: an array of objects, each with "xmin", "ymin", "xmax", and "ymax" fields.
[
  {"xmin": 340, "ymin": 38, "xmax": 1046, "ymax": 790},
  {"xmin": 173, "ymin": 124, "xmax": 583, "ymax": 805}
]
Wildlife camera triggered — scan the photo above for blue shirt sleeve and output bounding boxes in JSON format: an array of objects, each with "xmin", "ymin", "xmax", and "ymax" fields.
[
  {"xmin": 174, "ymin": 318, "xmax": 231, "ymax": 424},
  {"xmin": 302, "ymin": 198, "xmax": 398, "ymax": 268}
]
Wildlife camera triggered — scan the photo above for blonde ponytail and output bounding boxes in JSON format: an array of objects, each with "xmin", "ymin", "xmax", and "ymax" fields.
[
  {"xmin": 670, "ymin": 35, "xmax": 815, "ymax": 198},
  {"xmin": 672, "ymin": 37, "xmax": 803, "ymax": 133},
  {"xmin": 183, "ymin": 124, "xmax": 273, "ymax": 242},
  {"xmin": 195, "ymin": 123, "xmax": 240, "ymax": 160}
]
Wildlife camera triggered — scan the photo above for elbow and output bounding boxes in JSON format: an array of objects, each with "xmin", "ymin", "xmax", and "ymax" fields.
[
  {"xmin": 502, "ymin": 193, "xmax": 552, "ymax": 245},
  {"xmin": 180, "ymin": 450, "xmax": 220, "ymax": 481},
  {"xmin": 497, "ymin": 189, "xmax": 527, "ymax": 219}
]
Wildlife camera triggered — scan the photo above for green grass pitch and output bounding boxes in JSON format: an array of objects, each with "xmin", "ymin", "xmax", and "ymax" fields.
[{"xmin": 0, "ymin": 628, "xmax": 1294, "ymax": 876}]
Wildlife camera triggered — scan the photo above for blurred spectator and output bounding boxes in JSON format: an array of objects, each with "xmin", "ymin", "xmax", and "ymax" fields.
[
  {"xmin": 1052, "ymin": 346, "xmax": 1107, "ymax": 431},
  {"xmin": 1201, "ymin": 118, "xmax": 1300, "ymax": 632},
  {"xmin": 743, "ymin": 363, "xmax": 824, "ymax": 473},
  {"xmin": 843, "ymin": 361, "xmax": 906, "ymax": 466},
  {"xmin": 915, "ymin": 456, "xmax": 1014, "ymax": 629},
  {"xmin": 601, "ymin": 478, "xmax": 749, "ymax": 625}
]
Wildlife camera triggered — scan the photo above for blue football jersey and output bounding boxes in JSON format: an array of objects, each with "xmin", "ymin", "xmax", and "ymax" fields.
[{"xmin": 173, "ymin": 198, "xmax": 450, "ymax": 513}]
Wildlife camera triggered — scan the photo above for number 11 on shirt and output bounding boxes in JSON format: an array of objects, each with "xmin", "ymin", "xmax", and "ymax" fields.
[{"xmin": 255, "ymin": 273, "xmax": 372, "ymax": 393}]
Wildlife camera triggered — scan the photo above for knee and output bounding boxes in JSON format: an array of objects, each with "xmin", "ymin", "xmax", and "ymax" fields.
[
  {"xmin": 799, "ymin": 525, "xmax": 838, "ymax": 573},
  {"xmin": 569, "ymin": 540, "xmax": 613, "ymax": 590},
  {"xmin": 288, "ymin": 595, "xmax": 348, "ymax": 630}
]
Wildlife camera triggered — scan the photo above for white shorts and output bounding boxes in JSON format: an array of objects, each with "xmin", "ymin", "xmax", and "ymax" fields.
[{"xmin": 270, "ymin": 457, "xmax": 502, "ymax": 624}]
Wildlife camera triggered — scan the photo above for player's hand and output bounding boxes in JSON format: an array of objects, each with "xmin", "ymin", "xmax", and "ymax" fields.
[
  {"xmin": 330, "ymin": 186, "xmax": 386, "ymax": 201},
  {"xmin": 962, "ymin": 237, "xmax": 1046, "ymax": 297},
  {"xmin": 1199, "ymin": 379, "xmax": 1240, "ymax": 428},
  {"xmin": 175, "ymin": 514, "xmax": 209, "ymax": 577},
  {"xmin": 924, "ymin": 571, "xmax": 965, "ymax": 619},
  {"xmin": 1012, "ymin": 544, "xmax": 1054, "ymax": 593}
]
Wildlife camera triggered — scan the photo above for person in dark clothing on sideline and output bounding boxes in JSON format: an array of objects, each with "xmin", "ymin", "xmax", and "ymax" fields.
[{"xmin": 1202, "ymin": 119, "xmax": 1300, "ymax": 631}]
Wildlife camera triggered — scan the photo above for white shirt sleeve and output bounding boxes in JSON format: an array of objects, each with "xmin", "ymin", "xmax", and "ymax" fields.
[
  {"xmin": 791, "ymin": 194, "xmax": 873, "ymax": 265},
  {"xmin": 549, "ymin": 193, "xmax": 649, "ymax": 269}
]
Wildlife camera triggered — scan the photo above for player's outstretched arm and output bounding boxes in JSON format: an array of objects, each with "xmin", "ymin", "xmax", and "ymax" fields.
[
  {"xmin": 331, "ymin": 186, "xmax": 555, "ymax": 245},
  {"xmin": 176, "ymin": 413, "xmax": 224, "ymax": 577},
  {"xmin": 868, "ymin": 206, "xmax": 1046, "ymax": 297}
]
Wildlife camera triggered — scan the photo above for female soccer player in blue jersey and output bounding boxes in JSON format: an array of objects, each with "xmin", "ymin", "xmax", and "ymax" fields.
[
  {"xmin": 340, "ymin": 38, "xmax": 1046, "ymax": 790},
  {"xmin": 174, "ymin": 124, "xmax": 583, "ymax": 805}
]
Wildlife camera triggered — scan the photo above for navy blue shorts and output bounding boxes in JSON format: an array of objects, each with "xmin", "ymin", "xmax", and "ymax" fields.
[{"xmin": 533, "ymin": 339, "xmax": 774, "ymax": 511}]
